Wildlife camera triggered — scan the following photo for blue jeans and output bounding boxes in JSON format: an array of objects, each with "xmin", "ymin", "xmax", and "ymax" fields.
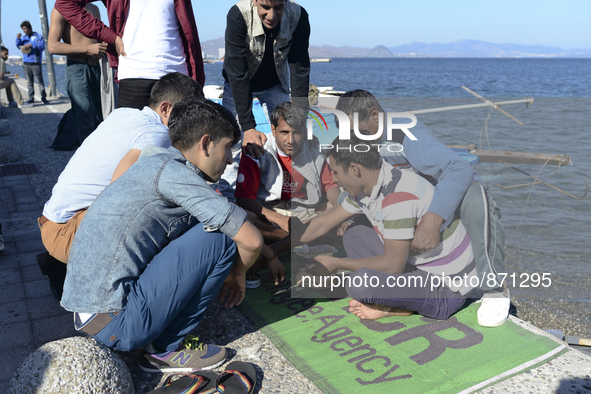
[
  {"xmin": 66, "ymin": 60, "xmax": 103, "ymax": 144},
  {"xmin": 219, "ymin": 81, "xmax": 290, "ymax": 200},
  {"xmin": 79, "ymin": 223, "xmax": 237, "ymax": 352},
  {"xmin": 23, "ymin": 63, "xmax": 47, "ymax": 101}
]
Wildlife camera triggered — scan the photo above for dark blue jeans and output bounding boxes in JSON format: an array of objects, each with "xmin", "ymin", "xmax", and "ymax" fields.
[
  {"xmin": 81, "ymin": 223, "xmax": 237, "ymax": 352},
  {"xmin": 23, "ymin": 63, "xmax": 47, "ymax": 101},
  {"xmin": 66, "ymin": 60, "xmax": 103, "ymax": 144}
]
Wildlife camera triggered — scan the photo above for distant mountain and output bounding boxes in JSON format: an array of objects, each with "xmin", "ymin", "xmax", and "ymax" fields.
[
  {"xmin": 366, "ymin": 45, "xmax": 395, "ymax": 58},
  {"xmin": 388, "ymin": 40, "xmax": 591, "ymax": 58},
  {"xmin": 308, "ymin": 45, "xmax": 371, "ymax": 58},
  {"xmin": 201, "ymin": 38, "xmax": 591, "ymax": 58},
  {"xmin": 201, "ymin": 37, "xmax": 225, "ymax": 58}
]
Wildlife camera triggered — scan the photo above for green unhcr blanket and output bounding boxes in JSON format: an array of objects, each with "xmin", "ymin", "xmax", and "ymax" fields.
[{"xmin": 238, "ymin": 270, "xmax": 567, "ymax": 393}]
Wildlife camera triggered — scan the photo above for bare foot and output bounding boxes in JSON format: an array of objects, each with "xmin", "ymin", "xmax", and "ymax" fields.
[{"xmin": 348, "ymin": 299, "xmax": 413, "ymax": 320}]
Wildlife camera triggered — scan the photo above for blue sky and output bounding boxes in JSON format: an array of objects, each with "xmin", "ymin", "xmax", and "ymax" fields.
[{"xmin": 1, "ymin": 0, "xmax": 589, "ymax": 56}]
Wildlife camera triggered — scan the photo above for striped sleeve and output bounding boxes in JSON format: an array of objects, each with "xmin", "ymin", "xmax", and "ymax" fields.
[{"xmin": 341, "ymin": 195, "xmax": 363, "ymax": 214}]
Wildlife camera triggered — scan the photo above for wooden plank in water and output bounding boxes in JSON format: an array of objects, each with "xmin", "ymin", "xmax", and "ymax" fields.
[{"xmin": 473, "ymin": 150, "xmax": 571, "ymax": 167}]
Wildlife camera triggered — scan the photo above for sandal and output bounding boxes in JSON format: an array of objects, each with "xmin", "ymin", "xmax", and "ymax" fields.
[
  {"xmin": 148, "ymin": 370, "xmax": 219, "ymax": 393},
  {"xmin": 215, "ymin": 361, "xmax": 257, "ymax": 393}
]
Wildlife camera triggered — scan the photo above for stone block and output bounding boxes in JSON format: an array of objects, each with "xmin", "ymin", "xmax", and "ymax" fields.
[{"xmin": 9, "ymin": 337, "xmax": 134, "ymax": 394}]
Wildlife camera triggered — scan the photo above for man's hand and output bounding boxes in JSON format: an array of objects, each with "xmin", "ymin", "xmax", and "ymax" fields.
[
  {"xmin": 218, "ymin": 271, "xmax": 246, "ymax": 308},
  {"xmin": 308, "ymin": 254, "xmax": 338, "ymax": 275},
  {"xmin": 267, "ymin": 257, "xmax": 285, "ymax": 285},
  {"xmin": 87, "ymin": 42, "xmax": 108, "ymax": 58},
  {"xmin": 410, "ymin": 212, "xmax": 444, "ymax": 253},
  {"xmin": 279, "ymin": 215, "xmax": 290, "ymax": 234},
  {"xmin": 17, "ymin": 33, "xmax": 22, "ymax": 39},
  {"xmin": 24, "ymin": 43, "xmax": 33, "ymax": 50},
  {"xmin": 242, "ymin": 128, "xmax": 267, "ymax": 159},
  {"xmin": 336, "ymin": 221, "xmax": 350, "ymax": 237},
  {"xmin": 114, "ymin": 36, "xmax": 126, "ymax": 57}
]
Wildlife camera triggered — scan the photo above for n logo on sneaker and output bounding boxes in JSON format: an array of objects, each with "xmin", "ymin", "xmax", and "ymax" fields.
[{"xmin": 171, "ymin": 351, "xmax": 192, "ymax": 366}]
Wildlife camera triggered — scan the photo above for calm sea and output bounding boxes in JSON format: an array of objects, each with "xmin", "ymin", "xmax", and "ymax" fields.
[
  {"xmin": 209, "ymin": 58, "xmax": 591, "ymax": 305},
  {"xmin": 13, "ymin": 58, "xmax": 591, "ymax": 305}
]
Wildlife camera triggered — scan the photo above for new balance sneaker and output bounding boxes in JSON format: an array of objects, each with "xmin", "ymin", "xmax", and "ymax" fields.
[
  {"xmin": 19, "ymin": 101, "xmax": 32, "ymax": 108},
  {"xmin": 477, "ymin": 286, "xmax": 511, "ymax": 327},
  {"xmin": 139, "ymin": 335, "xmax": 227, "ymax": 374}
]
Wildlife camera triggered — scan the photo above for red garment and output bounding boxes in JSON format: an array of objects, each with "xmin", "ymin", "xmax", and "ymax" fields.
[
  {"xmin": 277, "ymin": 154, "xmax": 305, "ymax": 200},
  {"xmin": 54, "ymin": 0, "xmax": 205, "ymax": 86},
  {"xmin": 235, "ymin": 154, "xmax": 337, "ymax": 201}
]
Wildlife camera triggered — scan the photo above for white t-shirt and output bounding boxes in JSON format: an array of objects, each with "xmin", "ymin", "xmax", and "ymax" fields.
[
  {"xmin": 43, "ymin": 107, "xmax": 170, "ymax": 223},
  {"xmin": 117, "ymin": 0, "xmax": 188, "ymax": 80}
]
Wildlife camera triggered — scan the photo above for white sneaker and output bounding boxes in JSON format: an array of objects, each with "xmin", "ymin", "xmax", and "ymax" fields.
[{"xmin": 477, "ymin": 287, "xmax": 510, "ymax": 327}]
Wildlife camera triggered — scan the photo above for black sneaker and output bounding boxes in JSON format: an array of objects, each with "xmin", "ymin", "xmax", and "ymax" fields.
[
  {"xmin": 26, "ymin": 99, "xmax": 35, "ymax": 104},
  {"xmin": 42, "ymin": 98, "xmax": 50, "ymax": 105},
  {"xmin": 36, "ymin": 252, "xmax": 67, "ymax": 300},
  {"xmin": 139, "ymin": 335, "xmax": 227, "ymax": 374}
]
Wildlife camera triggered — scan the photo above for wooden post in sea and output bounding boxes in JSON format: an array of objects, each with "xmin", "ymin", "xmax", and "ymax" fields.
[{"xmin": 38, "ymin": 0, "xmax": 58, "ymax": 98}]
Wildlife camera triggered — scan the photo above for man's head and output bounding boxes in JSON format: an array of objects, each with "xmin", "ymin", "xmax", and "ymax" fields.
[
  {"xmin": 20, "ymin": 21, "xmax": 33, "ymax": 36},
  {"xmin": 148, "ymin": 72, "xmax": 204, "ymax": 126},
  {"xmin": 1, "ymin": 47, "xmax": 8, "ymax": 60},
  {"xmin": 270, "ymin": 102, "xmax": 306, "ymax": 157},
  {"xmin": 253, "ymin": 0, "xmax": 286, "ymax": 30},
  {"xmin": 168, "ymin": 98, "xmax": 240, "ymax": 182},
  {"xmin": 326, "ymin": 136, "xmax": 382, "ymax": 197},
  {"xmin": 335, "ymin": 89, "xmax": 384, "ymax": 135}
]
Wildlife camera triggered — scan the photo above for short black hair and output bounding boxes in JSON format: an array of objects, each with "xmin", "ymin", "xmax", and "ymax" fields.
[
  {"xmin": 168, "ymin": 98, "xmax": 240, "ymax": 152},
  {"xmin": 1, "ymin": 46, "xmax": 8, "ymax": 53},
  {"xmin": 261, "ymin": 0, "xmax": 287, "ymax": 5},
  {"xmin": 326, "ymin": 135, "xmax": 383, "ymax": 173},
  {"xmin": 335, "ymin": 89, "xmax": 384, "ymax": 123},
  {"xmin": 270, "ymin": 101, "xmax": 306, "ymax": 132},
  {"xmin": 148, "ymin": 72, "xmax": 204, "ymax": 109},
  {"xmin": 20, "ymin": 21, "xmax": 32, "ymax": 31}
]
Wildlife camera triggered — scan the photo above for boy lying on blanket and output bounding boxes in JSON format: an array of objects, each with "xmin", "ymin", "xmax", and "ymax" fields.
[{"xmin": 293, "ymin": 136, "xmax": 478, "ymax": 320}]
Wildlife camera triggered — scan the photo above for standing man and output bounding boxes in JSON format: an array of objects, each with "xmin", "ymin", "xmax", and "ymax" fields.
[
  {"xmin": 55, "ymin": 0, "xmax": 205, "ymax": 110},
  {"xmin": 48, "ymin": 4, "xmax": 107, "ymax": 145},
  {"xmin": 1, "ymin": 46, "xmax": 30, "ymax": 108},
  {"xmin": 221, "ymin": 0, "xmax": 310, "ymax": 199},
  {"xmin": 15, "ymin": 21, "xmax": 49, "ymax": 105}
]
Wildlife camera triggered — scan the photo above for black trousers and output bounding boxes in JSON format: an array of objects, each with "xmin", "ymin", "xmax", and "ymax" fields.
[{"xmin": 117, "ymin": 78, "xmax": 158, "ymax": 110}]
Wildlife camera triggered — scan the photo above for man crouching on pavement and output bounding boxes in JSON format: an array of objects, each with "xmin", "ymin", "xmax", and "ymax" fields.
[{"xmin": 60, "ymin": 98, "xmax": 263, "ymax": 373}]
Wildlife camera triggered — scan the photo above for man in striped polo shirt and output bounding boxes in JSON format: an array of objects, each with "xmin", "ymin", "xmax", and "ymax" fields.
[{"xmin": 295, "ymin": 136, "xmax": 477, "ymax": 320}]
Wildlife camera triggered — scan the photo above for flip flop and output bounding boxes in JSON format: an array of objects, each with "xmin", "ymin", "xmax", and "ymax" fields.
[
  {"xmin": 147, "ymin": 370, "xmax": 219, "ymax": 393},
  {"xmin": 215, "ymin": 361, "xmax": 257, "ymax": 393}
]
